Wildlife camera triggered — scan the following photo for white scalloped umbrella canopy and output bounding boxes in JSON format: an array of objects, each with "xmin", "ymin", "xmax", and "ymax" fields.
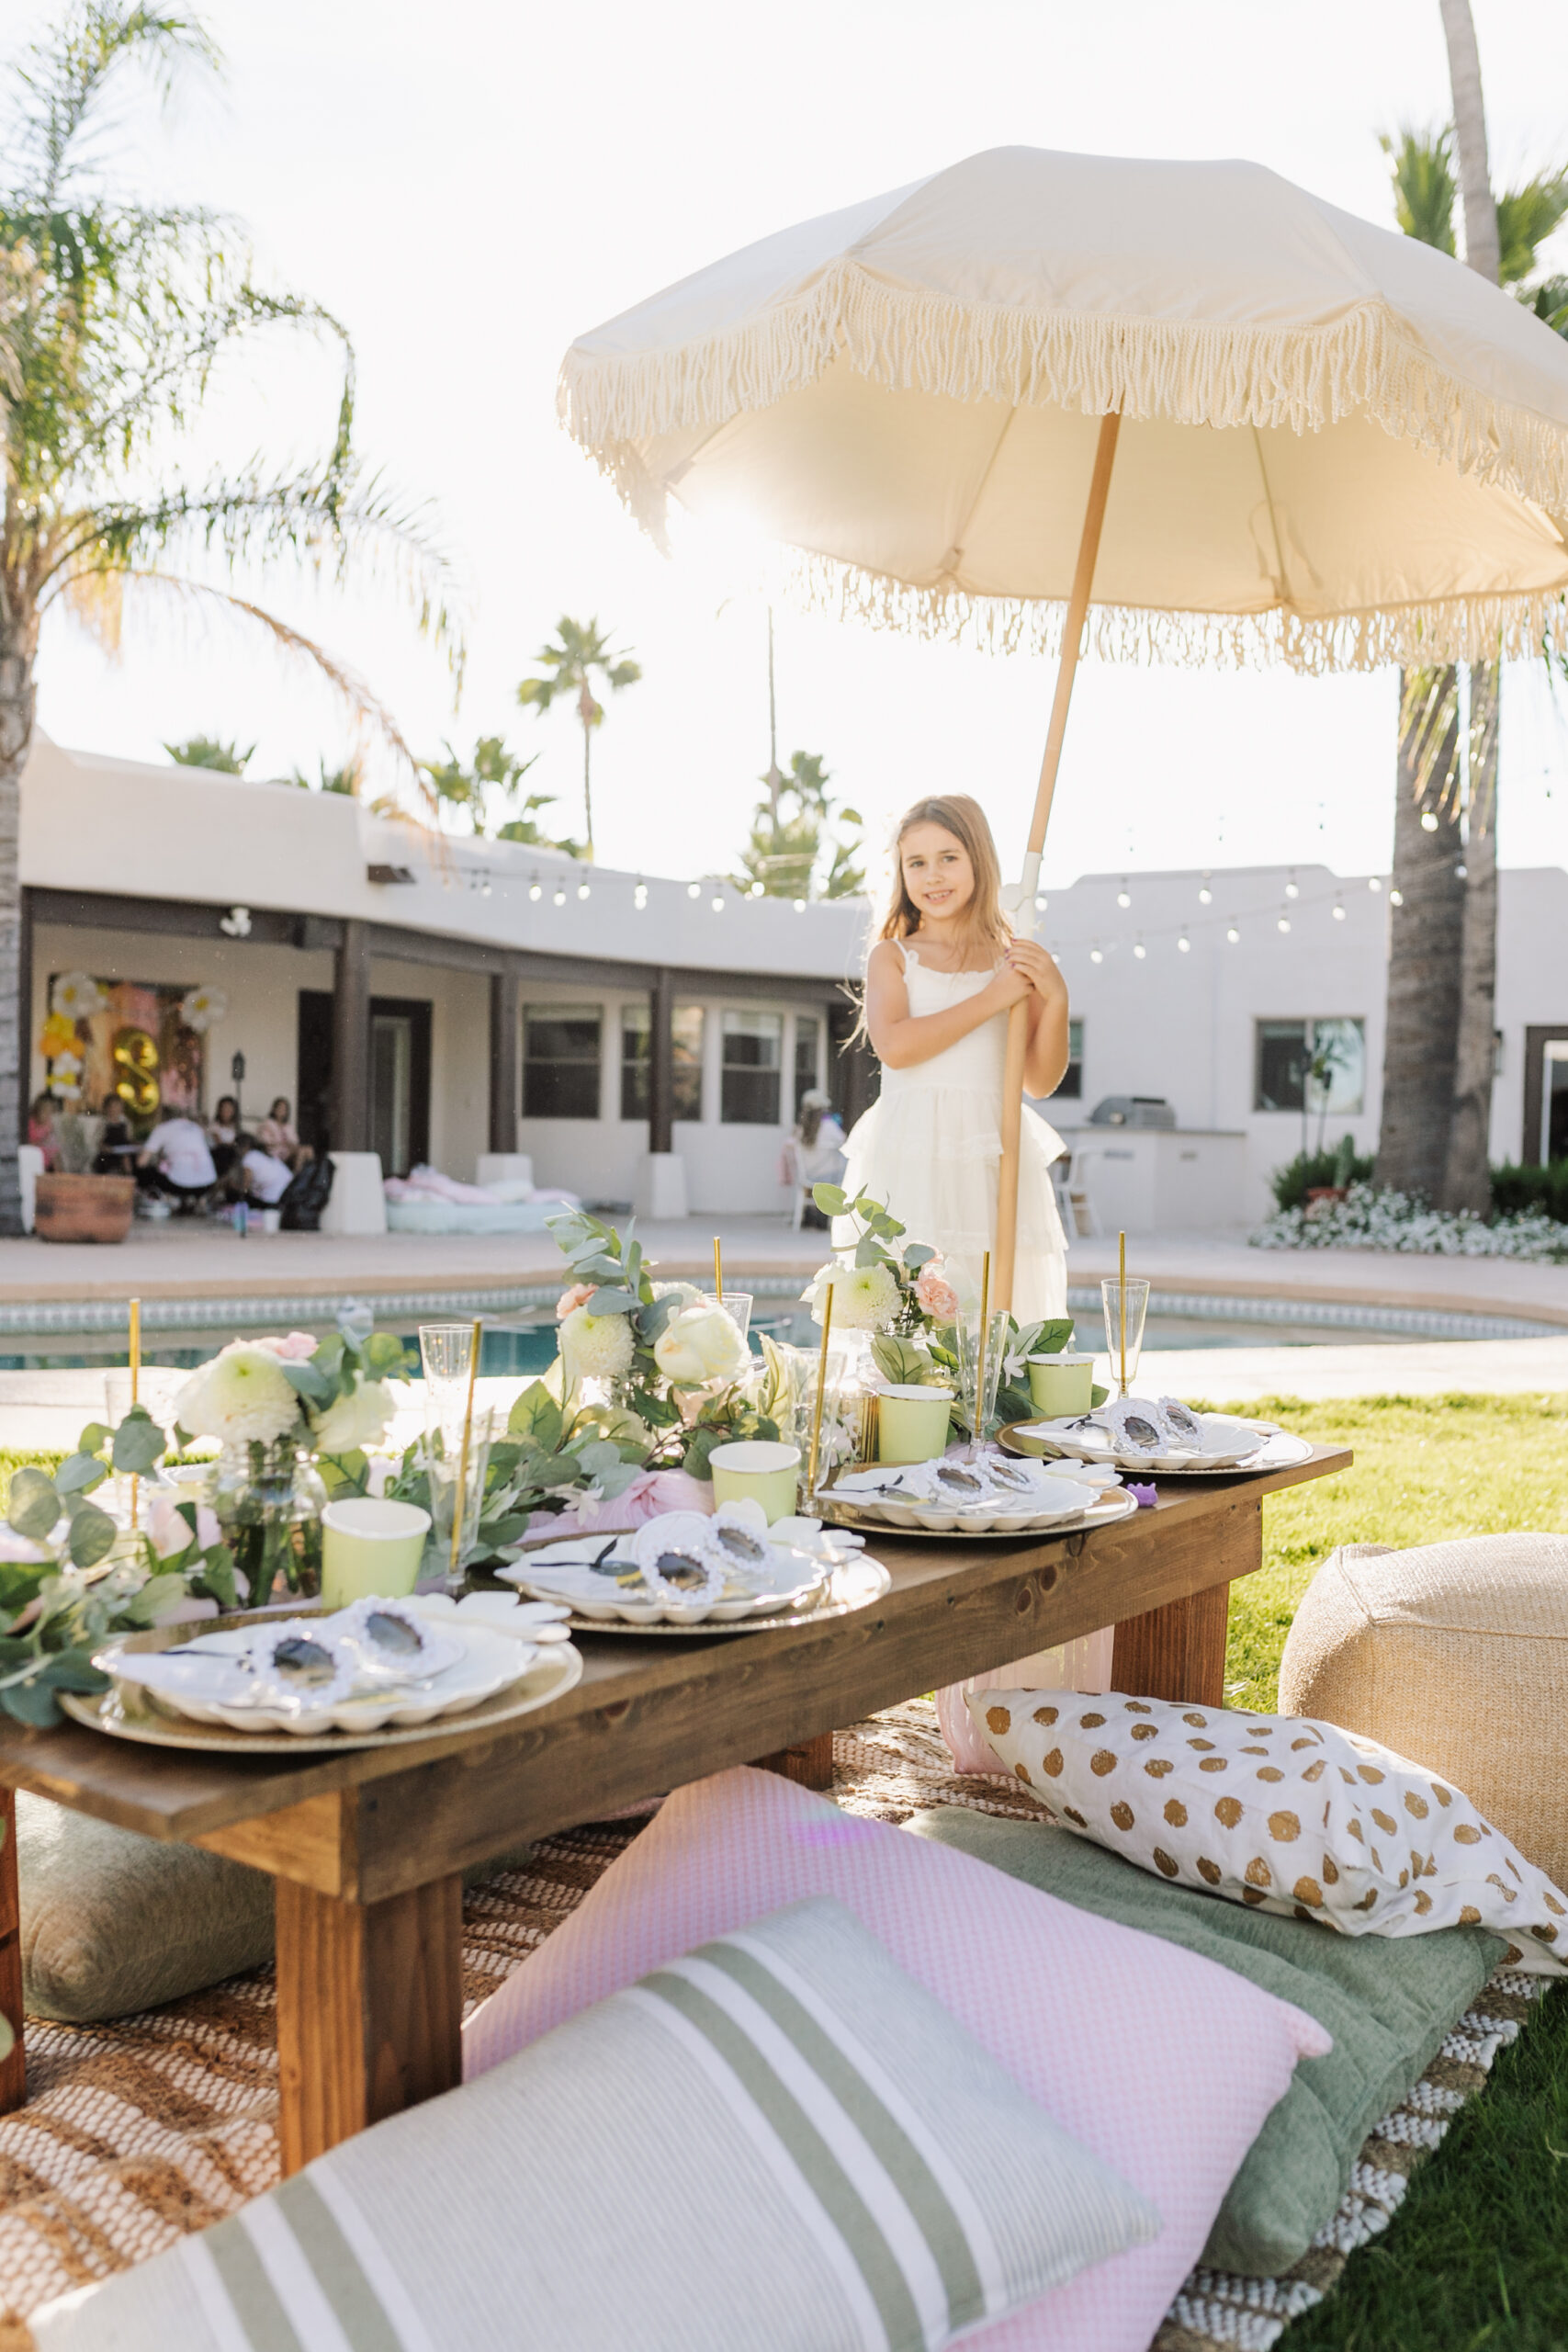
[{"xmin": 561, "ymin": 145, "xmax": 1568, "ymax": 672}]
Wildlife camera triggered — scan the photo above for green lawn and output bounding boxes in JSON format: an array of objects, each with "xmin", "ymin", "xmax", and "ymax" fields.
[
  {"xmin": 1211, "ymin": 1392, "xmax": 1568, "ymax": 2351},
  {"xmin": 5, "ymin": 1406, "xmax": 1568, "ymax": 2345}
]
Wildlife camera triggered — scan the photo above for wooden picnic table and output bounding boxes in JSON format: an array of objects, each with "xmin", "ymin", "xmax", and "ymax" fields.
[{"xmin": 0, "ymin": 1443, "xmax": 1348, "ymax": 2173}]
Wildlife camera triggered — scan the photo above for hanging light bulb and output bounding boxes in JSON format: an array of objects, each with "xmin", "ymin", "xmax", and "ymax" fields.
[
  {"xmin": 1389, "ymin": 887, "xmax": 1404, "ymax": 906},
  {"xmin": 577, "ymin": 881, "xmax": 591, "ymax": 900},
  {"xmin": 1198, "ymin": 871, "xmax": 1213, "ymax": 905},
  {"xmin": 793, "ymin": 898, "xmax": 807, "ymax": 912},
  {"xmin": 1225, "ymin": 922, "xmax": 1240, "ymax": 944},
  {"xmin": 1284, "ymin": 872, "xmax": 1300, "ymax": 899},
  {"xmin": 1034, "ymin": 893, "xmax": 1048, "ymax": 913},
  {"xmin": 711, "ymin": 892, "xmax": 725, "ymax": 913},
  {"xmin": 1089, "ymin": 944, "xmax": 1104, "ymax": 964},
  {"xmin": 1133, "ymin": 936, "xmax": 1146, "ymax": 959},
  {"xmin": 1455, "ymin": 862, "xmax": 1468, "ymax": 880},
  {"xmin": 1368, "ymin": 876, "xmax": 1383, "ymax": 893},
  {"xmin": 633, "ymin": 878, "xmax": 649, "ymax": 910},
  {"xmin": 528, "ymin": 873, "xmax": 542, "ymax": 901},
  {"xmin": 687, "ymin": 881, "xmax": 702, "ymax": 899},
  {"xmin": 750, "ymin": 880, "xmax": 765, "ymax": 898},
  {"xmin": 1420, "ymin": 809, "xmax": 1439, "ymax": 831},
  {"xmin": 480, "ymin": 876, "xmax": 491, "ymax": 898},
  {"xmin": 1177, "ymin": 933, "xmax": 1190, "ymax": 953},
  {"xmin": 1116, "ymin": 878, "xmax": 1132, "ymax": 908},
  {"xmin": 553, "ymin": 884, "xmax": 567, "ymax": 906},
  {"xmin": 1277, "ymin": 913, "xmax": 1292, "ymax": 933},
  {"xmin": 1332, "ymin": 899, "xmax": 1347, "ymax": 921}
]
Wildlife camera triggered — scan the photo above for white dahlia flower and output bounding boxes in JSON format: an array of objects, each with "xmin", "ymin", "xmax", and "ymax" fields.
[
  {"xmin": 50, "ymin": 971, "xmax": 107, "ymax": 1021},
  {"xmin": 808, "ymin": 1261, "xmax": 900, "ymax": 1332},
  {"xmin": 174, "ymin": 1342, "xmax": 301, "ymax": 1447},
  {"xmin": 560, "ymin": 1306, "xmax": 637, "ymax": 1382}
]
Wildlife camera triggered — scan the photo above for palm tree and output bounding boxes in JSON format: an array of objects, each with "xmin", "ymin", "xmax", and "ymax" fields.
[
  {"xmin": 417, "ymin": 734, "xmax": 572, "ymax": 846},
  {"xmin": 1373, "ymin": 81, "xmax": 1568, "ymax": 1210},
  {"xmin": 737, "ymin": 750, "xmax": 863, "ymax": 900},
  {"xmin": 164, "ymin": 734, "xmax": 254, "ymax": 773},
  {"xmin": 0, "ymin": 5, "xmax": 458, "ymax": 1233},
  {"xmin": 515, "ymin": 616, "xmax": 640, "ymax": 861}
]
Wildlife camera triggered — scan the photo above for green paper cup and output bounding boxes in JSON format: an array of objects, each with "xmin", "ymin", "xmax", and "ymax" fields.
[
  {"xmin": 876, "ymin": 1385, "xmax": 955, "ymax": 1464},
  {"xmin": 708, "ymin": 1440, "xmax": 801, "ymax": 1524},
  {"xmin": 1027, "ymin": 1353, "xmax": 1096, "ymax": 1418},
  {"xmin": 321, "ymin": 1497, "xmax": 432, "ymax": 1608}
]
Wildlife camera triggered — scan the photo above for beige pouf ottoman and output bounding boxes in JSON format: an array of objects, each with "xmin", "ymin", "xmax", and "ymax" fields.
[{"xmin": 1280, "ymin": 1533, "xmax": 1568, "ymax": 1888}]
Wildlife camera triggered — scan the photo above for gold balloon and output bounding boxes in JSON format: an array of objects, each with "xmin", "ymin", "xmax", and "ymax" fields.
[{"xmin": 112, "ymin": 1026, "xmax": 160, "ymax": 1117}]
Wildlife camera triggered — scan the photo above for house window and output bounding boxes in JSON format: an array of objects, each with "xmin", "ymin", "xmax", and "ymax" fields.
[
  {"xmin": 1056, "ymin": 1017, "xmax": 1084, "ymax": 1102},
  {"xmin": 620, "ymin": 1005, "xmax": 705, "ymax": 1121},
  {"xmin": 721, "ymin": 1009, "xmax": 783, "ymax": 1125},
  {"xmin": 1254, "ymin": 1017, "xmax": 1365, "ymax": 1114},
  {"xmin": 793, "ymin": 1014, "xmax": 821, "ymax": 1120},
  {"xmin": 523, "ymin": 1005, "xmax": 602, "ymax": 1119}
]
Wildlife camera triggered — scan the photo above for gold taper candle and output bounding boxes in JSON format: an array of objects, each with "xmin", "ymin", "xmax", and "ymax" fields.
[
  {"xmin": 129, "ymin": 1297, "xmax": 141, "ymax": 1530},
  {"xmin": 807, "ymin": 1283, "xmax": 834, "ymax": 1500},
  {"xmin": 1118, "ymin": 1229, "xmax": 1128, "ymax": 1397},
  {"xmin": 448, "ymin": 1317, "xmax": 484, "ymax": 1580},
  {"xmin": 713, "ymin": 1238, "xmax": 723, "ymax": 1303},
  {"xmin": 976, "ymin": 1250, "xmax": 991, "ymax": 1444}
]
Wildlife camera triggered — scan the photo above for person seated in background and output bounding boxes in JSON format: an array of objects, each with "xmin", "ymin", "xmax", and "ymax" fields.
[
  {"xmin": 27, "ymin": 1093, "xmax": 58, "ymax": 1170},
  {"xmin": 787, "ymin": 1089, "xmax": 847, "ymax": 1229},
  {"xmin": 93, "ymin": 1093, "xmax": 133, "ymax": 1175},
  {"xmin": 207, "ymin": 1093, "xmax": 241, "ymax": 1180},
  {"xmin": 255, "ymin": 1096, "xmax": 311, "ymax": 1170},
  {"xmin": 136, "ymin": 1111, "xmax": 217, "ymax": 1210},
  {"xmin": 233, "ymin": 1133, "xmax": 294, "ymax": 1210}
]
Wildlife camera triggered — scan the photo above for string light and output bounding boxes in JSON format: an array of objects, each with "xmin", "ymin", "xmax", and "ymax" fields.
[
  {"xmin": 1198, "ymin": 872, "xmax": 1213, "ymax": 904},
  {"xmin": 1225, "ymin": 922, "xmax": 1240, "ymax": 944},
  {"xmin": 528, "ymin": 874, "xmax": 542, "ymax": 901},
  {"xmin": 1389, "ymin": 888, "xmax": 1404, "ymax": 905},
  {"xmin": 1368, "ymin": 876, "xmax": 1383, "ymax": 893},
  {"xmin": 577, "ymin": 881, "xmax": 591, "ymax": 900},
  {"xmin": 1133, "ymin": 936, "xmax": 1146, "ymax": 959},
  {"xmin": 1116, "ymin": 878, "xmax": 1132, "ymax": 908},
  {"xmin": 750, "ymin": 880, "xmax": 765, "ymax": 898},
  {"xmin": 1277, "ymin": 913, "xmax": 1292, "ymax": 933},
  {"xmin": 1034, "ymin": 894, "xmax": 1048, "ymax": 912},
  {"xmin": 711, "ymin": 891, "xmax": 725, "ymax": 912},
  {"xmin": 1177, "ymin": 933, "xmax": 1190, "ymax": 953},
  {"xmin": 633, "ymin": 878, "xmax": 648, "ymax": 910},
  {"xmin": 1332, "ymin": 898, "xmax": 1347, "ymax": 921},
  {"xmin": 1089, "ymin": 944, "xmax": 1104, "ymax": 964},
  {"xmin": 793, "ymin": 898, "xmax": 807, "ymax": 912},
  {"xmin": 480, "ymin": 876, "xmax": 491, "ymax": 898},
  {"xmin": 553, "ymin": 884, "xmax": 567, "ymax": 906},
  {"xmin": 1420, "ymin": 809, "xmax": 1439, "ymax": 831},
  {"xmin": 1455, "ymin": 862, "xmax": 1468, "ymax": 879},
  {"xmin": 1284, "ymin": 871, "xmax": 1300, "ymax": 899},
  {"xmin": 687, "ymin": 881, "xmax": 702, "ymax": 899}
]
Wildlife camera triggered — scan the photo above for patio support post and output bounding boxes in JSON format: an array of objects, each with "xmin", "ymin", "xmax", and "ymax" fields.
[
  {"xmin": 14, "ymin": 886, "xmax": 31, "ymax": 1148},
  {"xmin": 331, "ymin": 919, "xmax": 372, "ymax": 1154},
  {"xmin": 649, "ymin": 967, "xmax": 674, "ymax": 1155},
  {"xmin": 488, "ymin": 961, "xmax": 521, "ymax": 1154}
]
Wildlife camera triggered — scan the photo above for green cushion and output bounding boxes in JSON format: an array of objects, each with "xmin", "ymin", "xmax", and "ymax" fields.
[
  {"xmin": 33, "ymin": 1897, "xmax": 1160, "ymax": 2352},
  {"xmin": 907, "ymin": 1804, "xmax": 1506, "ymax": 2277},
  {"xmin": 18, "ymin": 1792, "xmax": 275, "ymax": 2024}
]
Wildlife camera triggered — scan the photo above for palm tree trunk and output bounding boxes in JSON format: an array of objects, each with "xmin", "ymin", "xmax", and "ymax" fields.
[
  {"xmin": 581, "ymin": 716, "xmax": 593, "ymax": 862},
  {"xmin": 1374, "ymin": 670, "xmax": 1464, "ymax": 1199},
  {"xmin": 1442, "ymin": 663, "xmax": 1498, "ymax": 1210},
  {"xmin": 0, "ymin": 621, "xmax": 37, "ymax": 1238},
  {"xmin": 1440, "ymin": 0, "xmax": 1503, "ymax": 1215}
]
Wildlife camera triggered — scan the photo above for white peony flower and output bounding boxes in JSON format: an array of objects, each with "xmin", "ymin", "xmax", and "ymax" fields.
[
  {"xmin": 653, "ymin": 1301, "xmax": 747, "ymax": 1386},
  {"xmin": 312, "ymin": 1380, "xmax": 396, "ymax": 1454},
  {"xmin": 559, "ymin": 1306, "xmax": 637, "ymax": 1381},
  {"xmin": 807, "ymin": 1261, "xmax": 900, "ymax": 1332},
  {"xmin": 174, "ymin": 1342, "xmax": 301, "ymax": 1447},
  {"xmin": 51, "ymin": 971, "xmax": 107, "ymax": 1021}
]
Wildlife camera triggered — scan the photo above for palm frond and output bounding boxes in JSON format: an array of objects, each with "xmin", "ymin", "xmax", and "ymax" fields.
[
  {"xmin": 11, "ymin": 5, "xmax": 219, "ymax": 210},
  {"xmin": 1495, "ymin": 171, "xmax": 1568, "ymax": 288},
  {"xmin": 1379, "ymin": 125, "xmax": 1457, "ymax": 254}
]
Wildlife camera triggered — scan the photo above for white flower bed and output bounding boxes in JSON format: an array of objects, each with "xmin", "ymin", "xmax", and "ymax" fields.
[{"xmin": 1251, "ymin": 1182, "xmax": 1568, "ymax": 1262}]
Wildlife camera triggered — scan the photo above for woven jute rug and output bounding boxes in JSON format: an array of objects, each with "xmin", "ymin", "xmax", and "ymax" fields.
[{"xmin": 0, "ymin": 1700, "xmax": 1545, "ymax": 2348}]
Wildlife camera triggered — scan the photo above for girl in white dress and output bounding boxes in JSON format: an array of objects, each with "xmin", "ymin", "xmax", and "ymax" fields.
[{"xmin": 837, "ymin": 793, "xmax": 1071, "ymax": 1324}]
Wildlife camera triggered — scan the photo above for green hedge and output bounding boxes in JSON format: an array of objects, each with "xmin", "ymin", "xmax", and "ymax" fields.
[
  {"xmin": 1268, "ymin": 1142, "xmax": 1376, "ymax": 1212},
  {"xmin": 1489, "ymin": 1159, "xmax": 1568, "ymax": 1224}
]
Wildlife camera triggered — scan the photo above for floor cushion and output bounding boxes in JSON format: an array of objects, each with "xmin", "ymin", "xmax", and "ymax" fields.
[
  {"xmin": 968, "ymin": 1690, "xmax": 1568, "ymax": 1973},
  {"xmin": 385, "ymin": 1196, "xmax": 558, "ymax": 1235},
  {"xmin": 18, "ymin": 1792, "xmax": 275, "ymax": 2023},
  {"xmin": 906, "ymin": 1803, "xmax": 1505, "ymax": 2276},
  {"xmin": 461, "ymin": 1766, "xmax": 1329, "ymax": 2352},
  {"xmin": 30, "ymin": 1897, "xmax": 1160, "ymax": 2352},
  {"xmin": 1280, "ymin": 1532, "xmax": 1568, "ymax": 1887}
]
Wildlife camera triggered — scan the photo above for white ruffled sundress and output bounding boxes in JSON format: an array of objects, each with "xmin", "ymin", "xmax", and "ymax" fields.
[{"xmin": 835, "ymin": 942, "xmax": 1069, "ymax": 1323}]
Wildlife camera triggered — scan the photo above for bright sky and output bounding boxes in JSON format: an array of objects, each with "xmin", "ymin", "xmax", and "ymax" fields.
[{"xmin": 23, "ymin": 0, "xmax": 1568, "ymax": 894}]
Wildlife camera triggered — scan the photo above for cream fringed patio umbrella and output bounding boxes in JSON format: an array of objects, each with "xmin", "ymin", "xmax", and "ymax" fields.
[{"xmin": 559, "ymin": 145, "xmax": 1568, "ymax": 1306}]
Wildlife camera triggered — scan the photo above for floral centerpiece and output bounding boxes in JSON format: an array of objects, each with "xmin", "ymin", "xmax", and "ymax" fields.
[{"xmin": 171, "ymin": 1318, "xmax": 412, "ymax": 1600}]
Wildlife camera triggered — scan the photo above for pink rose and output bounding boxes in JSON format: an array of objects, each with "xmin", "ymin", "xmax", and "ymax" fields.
[
  {"xmin": 556, "ymin": 1283, "xmax": 596, "ymax": 1319},
  {"xmin": 149, "ymin": 1493, "xmax": 221, "ymax": 1557},
  {"xmin": 915, "ymin": 1266, "xmax": 960, "ymax": 1322},
  {"xmin": 255, "ymin": 1331, "xmax": 319, "ymax": 1361},
  {"xmin": 524, "ymin": 1468, "xmax": 716, "ymax": 1541}
]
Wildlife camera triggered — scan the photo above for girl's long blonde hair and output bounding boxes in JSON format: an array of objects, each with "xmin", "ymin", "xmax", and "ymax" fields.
[{"xmin": 876, "ymin": 794, "xmax": 1010, "ymax": 962}]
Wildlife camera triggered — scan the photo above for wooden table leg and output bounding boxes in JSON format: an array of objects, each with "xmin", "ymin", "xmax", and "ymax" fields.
[
  {"xmin": 1109, "ymin": 1494, "xmax": 1261, "ymax": 1708},
  {"xmin": 0, "ymin": 1790, "xmax": 24, "ymax": 2114},
  {"xmin": 276, "ymin": 1871, "xmax": 462, "ymax": 2174},
  {"xmin": 754, "ymin": 1732, "xmax": 836, "ymax": 1792}
]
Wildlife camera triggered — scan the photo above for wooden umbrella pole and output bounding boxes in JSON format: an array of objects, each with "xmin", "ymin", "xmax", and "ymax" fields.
[
  {"xmin": 974, "ymin": 1250, "xmax": 991, "ymax": 1447},
  {"xmin": 713, "ymin": 1238, "xmax": 723, "ymax": 1303},
  {"xmin": 994, "ymin": 412, "xmax": 1122, "ymax": 1311}
]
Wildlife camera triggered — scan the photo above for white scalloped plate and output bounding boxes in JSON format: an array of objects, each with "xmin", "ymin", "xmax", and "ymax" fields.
[
  {"xmin": 499, "ymin": 1535, "xmax": 829, "ymax": 1625},
  {"xmin": 1003, "ymin": 1418, "xmax": 1315, "ymax": 1476},
  {"xmin": 553, "ymin": 1553, "xmax": 893, "ymax": 1635},
  {"xmin": 813, "ymin": 1486, "xmax": 1140, "ymax": 1539}
]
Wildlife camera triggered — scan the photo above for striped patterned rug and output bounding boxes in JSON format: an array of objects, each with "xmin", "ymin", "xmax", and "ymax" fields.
[{"xmin": 0, "ymin": 1702, "xmax": 1541, "ymax": 2348}]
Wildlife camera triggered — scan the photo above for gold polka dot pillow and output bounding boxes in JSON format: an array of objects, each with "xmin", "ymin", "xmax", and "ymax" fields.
[{"xmin": 967, "ymin": 1690, "xmax": 1568, "ymax": 1975}]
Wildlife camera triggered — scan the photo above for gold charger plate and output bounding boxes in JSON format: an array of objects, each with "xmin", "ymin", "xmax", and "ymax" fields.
[
  {"xmin": 810, "ymin": 1487, "xmax": 1138, "ymax": 1539},
  {"xmin": 62, "ymin": 1638, "xmax": 582, "ymax": 1755},
  {"xmin": 558, "ymin": 1555, "xmax": 891, "ymax": 1636}
]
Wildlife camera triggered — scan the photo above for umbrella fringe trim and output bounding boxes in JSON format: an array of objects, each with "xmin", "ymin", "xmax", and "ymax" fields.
[
  {"xmin": 774, "ymin": 546, "xmax": 1568, "ymax": 675},
  {"xmin": 561, "ymin": 265, "xmax": 1568, "ymax": 519}
]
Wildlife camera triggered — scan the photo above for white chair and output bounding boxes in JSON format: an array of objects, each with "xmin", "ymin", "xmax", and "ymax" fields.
[
  {"xmin": 1058, "ymin": 1148, "xmax": 1100, "ymax": 1238},
  {"xmin": 780, "ymin": 1136, "xmax": 812, "ymax": 1229}
]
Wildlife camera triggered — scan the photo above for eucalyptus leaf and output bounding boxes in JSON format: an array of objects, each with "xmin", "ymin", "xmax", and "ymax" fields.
[
  {"xmin": 853, "ymin": 1234, "xmax": 885, "ymax": 1267},
  {"xmin": 66, "ymin": 1500, "xmax": 118, "ymax": 1568},
  {"xmin": 508, "ymin": 1384, "xmax": 564, "ymax": 1449},
  {"xmin": 39, "ymin": 1651, "xmax": 109, "ymax": 1693},
  {"xmin": 1091, "ymin": 1384, "xmax": 1111, "ymax": 1407},
  {"xmin": 111, "ymin": 1410, "xmax": 166, "ymax": 1473},
  {"xmin": 583, "ymin": 1288, "xmax": 638, "ymax": 1316},
  {"xmin": 2, "ymin": 1679, "xmax": 62, "ymax": 1729},
  {"xmin": 55, "ymin": 1452, "xmax": 107, "ymax": 1496},
  {"xmin": 282, "ymin": 1361, "xmax": 336, "ymax": 1405},
  {"xmin": 902, "ymin": 1243, "xmax": 936, "ymax": 1269},
  {"xmin": 812, "ymin": 1182, "xmax": 847, "ymax": 1216},
  {"xmin": 75, "ymin": 1421, "xmax": 111, "ymax": 1455},
  {"xmin": 6, "ymin": 1467, "xmax": 60, "ymax": 1542}
]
